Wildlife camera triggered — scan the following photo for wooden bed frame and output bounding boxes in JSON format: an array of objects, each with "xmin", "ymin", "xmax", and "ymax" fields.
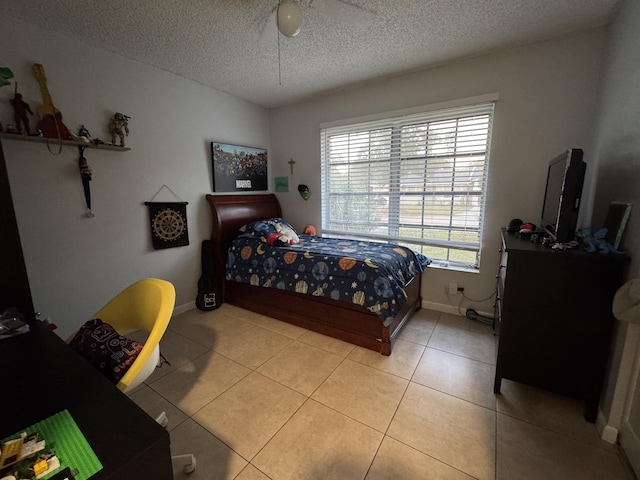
[{"xmin": 205, "ymin": 193, "xmax": 423, "ymax": 355}]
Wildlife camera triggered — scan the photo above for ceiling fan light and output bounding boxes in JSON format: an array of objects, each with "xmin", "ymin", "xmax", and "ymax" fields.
[{"xmin": 277, "ymin": 0, "xmax": 303, "ymax": 37}]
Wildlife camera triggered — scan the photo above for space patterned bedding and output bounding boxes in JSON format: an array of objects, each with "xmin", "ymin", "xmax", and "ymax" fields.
[{"xmin": 225, "ymin": 218, "xmax": 431, "ymax": 325}]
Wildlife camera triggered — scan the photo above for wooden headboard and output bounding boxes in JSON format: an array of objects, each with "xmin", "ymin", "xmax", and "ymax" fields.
[{"xmin": 205, "ymin": 194, "xmax": 282, "ymax": 297}]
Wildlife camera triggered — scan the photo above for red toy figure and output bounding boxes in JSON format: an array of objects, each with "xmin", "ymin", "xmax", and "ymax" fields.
[{"xmin": 10, "ymin": 91, "xmax": 33, "ymax": 135}]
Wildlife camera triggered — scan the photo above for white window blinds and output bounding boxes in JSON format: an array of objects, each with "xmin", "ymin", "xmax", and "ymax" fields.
[{"xmin": 321, "ymin": 102, "xmax": 494, "ymax": 269}]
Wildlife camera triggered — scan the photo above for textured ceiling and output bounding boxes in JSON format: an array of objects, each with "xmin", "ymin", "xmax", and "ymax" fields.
[{"xmin": 4, "ymin": 0, "xmax": 619, "ymax": 109}]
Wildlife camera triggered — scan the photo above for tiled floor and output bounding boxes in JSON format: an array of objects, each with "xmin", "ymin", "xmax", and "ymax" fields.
[{"xmin": 129, "ymin": 304, "xmax": 636, "ymax": 480}]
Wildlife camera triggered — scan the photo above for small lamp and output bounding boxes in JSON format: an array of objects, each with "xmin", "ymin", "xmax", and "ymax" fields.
[{"xmin": 277, "ymin": 0, "xmax": 303, "ymax": 37}]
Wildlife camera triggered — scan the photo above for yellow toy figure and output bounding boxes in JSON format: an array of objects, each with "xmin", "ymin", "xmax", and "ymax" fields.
[{"xmin": 108, "ymin": 112, "xmax": 130, "ymax": 147}]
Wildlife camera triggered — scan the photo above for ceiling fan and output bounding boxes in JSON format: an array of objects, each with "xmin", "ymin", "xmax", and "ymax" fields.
[{"xmin": 262, "ymin": 0, "xmax": 376, "ymax": 39}]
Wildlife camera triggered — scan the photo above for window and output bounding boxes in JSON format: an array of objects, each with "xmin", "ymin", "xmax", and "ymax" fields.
[{"xmin": 321, "ymin": 101, "xmax": 495, "ymax": 270}]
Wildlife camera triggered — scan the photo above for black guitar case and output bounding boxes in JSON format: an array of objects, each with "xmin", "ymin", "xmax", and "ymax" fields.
[{"xmin": 196, "ymin": 240, "xmax": 221, "ymax": 311}]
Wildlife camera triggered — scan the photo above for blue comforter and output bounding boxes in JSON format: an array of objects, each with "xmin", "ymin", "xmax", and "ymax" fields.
[{"xmin": 225, "ymin": 235, "xmax": 431, "ymax": 325}]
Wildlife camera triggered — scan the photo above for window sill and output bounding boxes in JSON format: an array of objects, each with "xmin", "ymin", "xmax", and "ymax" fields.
[{"xmin": 427, "ymin": 263, "xmax": 479, "ymax": 274}]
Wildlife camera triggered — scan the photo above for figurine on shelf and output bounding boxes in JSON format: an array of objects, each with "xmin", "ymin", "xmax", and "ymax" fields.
[
  {"xmin": 0, "ymin": 66, "xmax": 14, "ymax": 87},
  {"xmin": 10, "ymin": 87, "xmax": 34, "ymax": 135},
  {"xmin": 68, "ymin": 125, "xmax": 90, "ymax": 143},
  {"xmin": 108, "ymin": 112, "xmax": 130, "ymax": 147},
  {"xmin": 69, "ymin": 131, "xmax": 90, "ymax": 143},
  {"xmin": 0, "ymin": 67, "xmax": 13, "ymax": 134},
  {"xmin": 78, "ymin": 124, "xmax": 91, "ymax": 139}
]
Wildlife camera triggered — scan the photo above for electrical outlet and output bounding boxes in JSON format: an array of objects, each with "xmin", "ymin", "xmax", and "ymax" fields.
[{"xmin": 448, "ymin": 282, "xmax": 458, "ymax": 295}]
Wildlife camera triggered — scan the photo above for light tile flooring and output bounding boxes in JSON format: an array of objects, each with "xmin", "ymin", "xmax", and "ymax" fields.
[{"xmin": 129, "ymin": 304, "xmax": 636, "ymax": 480}]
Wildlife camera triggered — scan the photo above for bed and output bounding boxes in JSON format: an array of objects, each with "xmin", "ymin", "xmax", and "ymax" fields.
[{"xmin": 205, "ymin": 193, "xmax": 429, "ymax": 355}]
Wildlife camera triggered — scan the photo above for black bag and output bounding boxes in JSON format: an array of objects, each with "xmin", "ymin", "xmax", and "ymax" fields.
[{"xmin": 195, "ymin": 240, "xmax": 221, "ymax": 311}]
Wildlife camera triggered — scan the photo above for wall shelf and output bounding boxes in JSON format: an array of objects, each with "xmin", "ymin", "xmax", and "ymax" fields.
[{"xmin": 0, "ymin": 132, "xmax": 131, "ymax": 152}]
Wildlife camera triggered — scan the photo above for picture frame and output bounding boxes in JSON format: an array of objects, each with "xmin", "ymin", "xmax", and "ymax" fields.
[
  {"xmin": 275, "ymin": 176, "xmax": 289, "ymax": 192},
  {"xmin": 211, "ymin": 142, "xmax": 268, "ymax": 192},
  {"xmin": 603, "ymin": 202, "xmax": 632, "ymax": 249}
]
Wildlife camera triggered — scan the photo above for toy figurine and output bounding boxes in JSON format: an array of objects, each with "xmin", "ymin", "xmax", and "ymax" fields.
[
  {"xmin": 0, "ymin": 67, "xmax": 14, "ymax": 133},
  {"xmin": 0, "ymin": 66, "xmax": 14, "ymax": 87},
  {"xmin": 108, "ymin": 112, "xmax": 130, "ymax": 147},
  {"xmin": 67, "ymin": 125, "xmax": 91, "ymax": 143},
  {"xmin": 10, "ymin": 88, "xmax": 33, "ymax": 135},
  {"xmin": 78, "ymin": 124, "xmax": 91, "ymax": 139}
]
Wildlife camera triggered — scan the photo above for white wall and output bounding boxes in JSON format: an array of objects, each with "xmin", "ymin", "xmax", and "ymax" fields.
[
  {"xmin": 588, "ymin": 0, "xmax": 640, "ymax": 456},
  {"xmin": 0, "ymin": 16, "xmax": 270, "ymax": 339},
  {"xmin": 268, "ymin": 29, "xmax": 607, "ymax": 314}
]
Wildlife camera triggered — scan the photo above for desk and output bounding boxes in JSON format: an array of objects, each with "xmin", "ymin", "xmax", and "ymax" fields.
[{"xmin": 0, "ymin": 322, "xmax": 172, "ymax": 480}]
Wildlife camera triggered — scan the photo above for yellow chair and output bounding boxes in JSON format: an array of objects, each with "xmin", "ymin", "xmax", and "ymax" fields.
[
  {"xmin": 88, "ymin": 277, "xmax": 176, "ymax": 393},
  {"xmin": 72, "ymin": 277, "xmax": 196, "ymax": 474}
]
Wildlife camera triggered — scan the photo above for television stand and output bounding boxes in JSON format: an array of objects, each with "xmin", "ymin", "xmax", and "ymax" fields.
[{"xmin": 493, "ymin": 228, "xmax": 629, "ymax": 422}]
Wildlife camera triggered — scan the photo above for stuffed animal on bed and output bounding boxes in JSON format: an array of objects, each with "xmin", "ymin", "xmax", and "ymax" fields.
[
  {"xmin": 276, "ymin": 222, "xmax": 300, "ymax": 243},
  {"xmin": 266, "ymin": 222, "xmax": 300, "ymax": 246}
]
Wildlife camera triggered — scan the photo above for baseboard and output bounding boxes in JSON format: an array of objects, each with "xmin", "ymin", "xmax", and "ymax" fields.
[
  {"xmin": 620, "ymin": 423, "xmax": 640, "ymax": 478},
  {"xmin": 174, "ymin": 301, "xmax": 195, "ymax": 316},
  {"xmin": 422, "ymin": 300, "xmax": 463, "ymax": 316},
  {"xmin": 422, "ymin": 300, "xmax": 494, "ymax": 319},
  {"xmin": 596, "ymin": 408, "xmax": 619, "ymax": 444},
  {"xmin": 601, "ymin": 425, "xmax": 619, "ymax": 444},
  {"xmin": 175, "ymin": 299, "xmax": 481, "ymax": 319}
]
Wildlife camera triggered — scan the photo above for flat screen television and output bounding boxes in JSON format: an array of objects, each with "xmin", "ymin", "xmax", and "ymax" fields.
[{"xmin": 540, "ymin": 148, "xmax": 586, "ymax": 243}]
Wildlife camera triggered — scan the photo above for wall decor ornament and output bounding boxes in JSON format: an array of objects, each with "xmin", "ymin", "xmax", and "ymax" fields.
[
  {"xmin": 298, "ymin": 184, "xmax": 310, "ymax": 200},
  {"xmin": 275, "ymin": 176, "xmax": 289, "ymax": 192},
  {"xmin": 211, "ymin": 142, "xmax": 268, "ymax": 192},
  {"xmin": 144, "ymin": 185, "xmax": 189, "ymax": 250}
]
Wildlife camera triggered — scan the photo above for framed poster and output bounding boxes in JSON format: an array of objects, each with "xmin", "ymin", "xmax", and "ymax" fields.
[{"xmin": 211, "ymin": 142, "xmax": 268, "ymax": 192}]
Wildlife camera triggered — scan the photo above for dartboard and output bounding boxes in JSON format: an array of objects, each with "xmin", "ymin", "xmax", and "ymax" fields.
[
  {"xmin": 146, "ymin": 201, "xmax": 189, "ymax": 249},
  {"xmin": 152, "ymin": 208, "xmax": 186, "ymax": 241}
]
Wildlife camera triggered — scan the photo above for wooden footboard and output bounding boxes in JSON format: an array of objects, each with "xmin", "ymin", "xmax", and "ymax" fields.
[{"xmin": 224, "ymin": 273, "xmax": 421, "ymax": 355}]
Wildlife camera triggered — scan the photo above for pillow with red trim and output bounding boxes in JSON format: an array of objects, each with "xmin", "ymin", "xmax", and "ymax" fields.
[{"xmin": 69, "ymin": 318, "xmax": 143, "ymax": 384}]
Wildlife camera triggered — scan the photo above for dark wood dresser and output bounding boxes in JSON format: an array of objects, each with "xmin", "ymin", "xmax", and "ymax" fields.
[{"xmin": 493, "ymin": 228, "xmax": 629, "ymax": 422}]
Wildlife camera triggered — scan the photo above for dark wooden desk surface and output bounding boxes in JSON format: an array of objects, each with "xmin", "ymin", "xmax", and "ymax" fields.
[{"xmin": 0, "ymin": 322, "xmax": 172, "ymax": 480}]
